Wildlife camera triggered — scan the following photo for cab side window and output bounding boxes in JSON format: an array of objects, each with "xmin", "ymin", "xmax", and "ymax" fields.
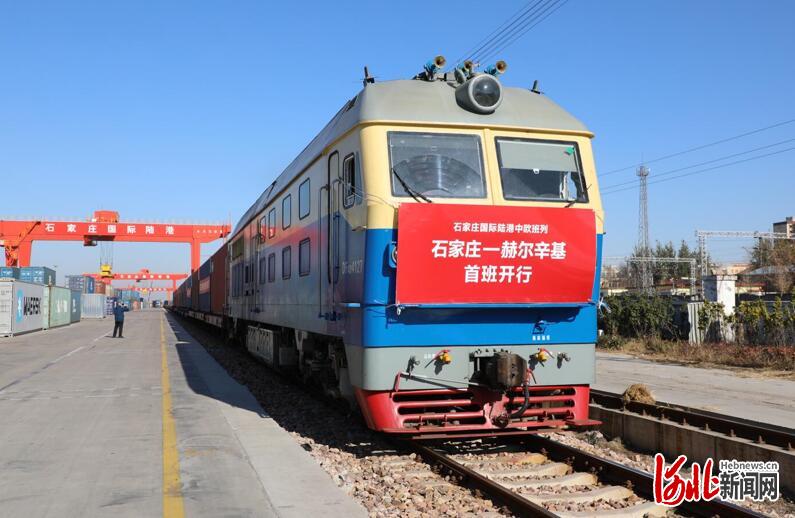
[{"xmin": 342, "ymin": 154, "xmax": 356, "ymax": 208}]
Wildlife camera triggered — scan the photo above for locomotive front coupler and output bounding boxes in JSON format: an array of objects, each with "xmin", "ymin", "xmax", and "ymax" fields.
[{"xmin": 471, "ymin": 350, "xmax": 532, "ymax": 427}]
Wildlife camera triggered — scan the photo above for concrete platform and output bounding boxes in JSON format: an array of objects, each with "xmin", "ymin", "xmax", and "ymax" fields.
[
  {"xmin": 595, "ymin": 352, "xmax": 795, "ymax": 428},
  {"xmin": 0, "ymin": 309, "xmax": 366, "ymax": 518}
]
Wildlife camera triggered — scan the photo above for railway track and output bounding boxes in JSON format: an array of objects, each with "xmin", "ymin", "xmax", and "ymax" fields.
[
  {"xmin": 590, "ymin": 389, "xmax": 795, "ymax": 451},
  {"xmin": 403, "ymin": 434, "xmax": 767, "ymax": 518},
  {"xmin": 175, "ymin": 315, "xmax": 784, "ymax": 517}
]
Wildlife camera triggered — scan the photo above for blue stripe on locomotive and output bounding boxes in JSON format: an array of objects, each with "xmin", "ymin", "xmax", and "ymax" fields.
[{"xmin": 343, "ymin": 231, "xmax": 603, "ymax": 348}]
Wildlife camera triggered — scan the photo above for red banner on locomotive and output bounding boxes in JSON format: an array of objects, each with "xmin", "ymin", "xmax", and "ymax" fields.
[{"xmin": 396, "ymin": 204, "xmax": 597, "ymax": 305}]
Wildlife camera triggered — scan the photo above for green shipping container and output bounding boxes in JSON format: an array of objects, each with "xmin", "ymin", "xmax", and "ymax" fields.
[{"xmin": 48, "ymin": 286, "xmax": 71, "ymax": 328}]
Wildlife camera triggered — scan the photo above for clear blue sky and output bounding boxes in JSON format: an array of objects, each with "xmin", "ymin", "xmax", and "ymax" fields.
[{"xmin": 2, "ymin": 0, "xmax": 794, "ymax": 287}]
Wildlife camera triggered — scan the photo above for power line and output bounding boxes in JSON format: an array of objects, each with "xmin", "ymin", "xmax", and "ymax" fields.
[
  {"xmin": 600, "ymin": 137, "xmax": 795, "ymax": 191},
  {"xmin": 601, "ymin": 145, "xmax": 795, "ymax": 196},
  {"xmin": 452, "ymin": 0, "xmax": 544, "ymax": 67},
  {"xmin": 477, "ymin": 0, "xmax": 569, "ymax": 65},
  {"xmin": 601, "ymin": 118, "xmax": 795, "ymax": 177},
  {"xmin": 468, "ymin": 0, "xmax": 556, "ymax": 64}
]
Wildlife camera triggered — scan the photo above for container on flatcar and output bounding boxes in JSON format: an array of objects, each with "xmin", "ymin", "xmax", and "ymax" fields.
[
  {"xmin": 210, "ymin": 245, "xmax": 227, "ymax": 315},
  {"xmin": 20, "ymin": 267, "xmax": 56, "ymax": 286},
  {"xmin": 82, "ymin": 294, "xmax": 106, "ymax": 319},
  {"xmin": 190, "ymin": 270, "xmax": 199, "ymax": 311},
  {"xmin": 198, "ymin": 256, "xmax": 212, "ymax": 313},
  {"xmin": 0, "ymin": 280, "xmax": 44, "ymax": 336},
  {"xmin": 48, "ymin": 286, "xmax": 71, "ymax": 328},
  {"xmin": 69, "ymin": 290, "xmax": 82, "ymax": 323}
]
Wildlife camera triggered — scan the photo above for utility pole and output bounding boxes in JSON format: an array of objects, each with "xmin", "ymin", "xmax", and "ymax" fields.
[{"xmin": 637, "ymin": 165, "xmax": 652, "ymax": 292}]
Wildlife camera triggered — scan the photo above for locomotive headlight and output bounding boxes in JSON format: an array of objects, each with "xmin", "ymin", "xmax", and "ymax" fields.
[{"xmin": 455, "ymin": 74, "xmax": 503, "ymax": 114}]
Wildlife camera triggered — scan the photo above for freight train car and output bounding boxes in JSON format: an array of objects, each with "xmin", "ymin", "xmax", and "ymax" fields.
[
  {"xmin": 173, "ymin": 57, "xmax": 604, "ymax": 436},
  {"xmin": 174, "ymin": 245, "xmax": 227, "ymax": 328}
]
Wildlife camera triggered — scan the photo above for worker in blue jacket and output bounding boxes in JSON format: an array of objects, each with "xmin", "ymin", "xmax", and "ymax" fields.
[{"xmin": 112, "ymin": 301, "xmax": 126, "ymax": 338}]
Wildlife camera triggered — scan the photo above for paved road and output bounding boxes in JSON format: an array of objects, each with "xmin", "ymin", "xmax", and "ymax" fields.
[
  {"xmin": 0, "ymin": 310, "xmax": 365, "ymax": 518},
  {"xmin": 595, "ymin": 352, "xmax": 795, "ymax": 428}
]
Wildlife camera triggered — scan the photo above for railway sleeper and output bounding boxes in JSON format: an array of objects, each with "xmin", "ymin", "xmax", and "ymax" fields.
[
  {"xmin": 555, "ymin": 501, "xmax": 668, "ymax": 518},
  {"xmin": 481, "ymin": 461, "xmax": 570, "ymax": 479},
  {"xmin": 500, "ymin": 471, "xmax": 597, "ymax": 489},
  {"xmin": 524, "ymin": 484, "xmax": 633, "ymax": 504}
]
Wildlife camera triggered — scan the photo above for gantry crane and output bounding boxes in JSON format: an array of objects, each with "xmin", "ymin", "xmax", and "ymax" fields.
[{"xmin": 0, "ymin": 210, "xmax": 229, "ymax": 272}]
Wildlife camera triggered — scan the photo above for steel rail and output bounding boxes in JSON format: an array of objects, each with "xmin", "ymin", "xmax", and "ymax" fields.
[
  {"xmin": 407, "ymin": 434, "xmax": 767, "ymax": 518},
  {"xmin": 520, "ymin": 435, "xmax": 767, "ymax": 518},
  {"xmin": 590, "ymin": 389, "xmax": 795, "ymax": 451},
  {"xmin": 401, "ymin": 440, "xmax": 558, "ymax": 518}
]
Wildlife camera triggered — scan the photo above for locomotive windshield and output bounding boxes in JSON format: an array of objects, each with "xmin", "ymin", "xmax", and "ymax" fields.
[
  {"xmin": 495, "ymin": 138, "xmax": 588, "ymax": 203},
  {"xmin": 388, "ymin": 132, "xmax": 486, "ymax": 199}
]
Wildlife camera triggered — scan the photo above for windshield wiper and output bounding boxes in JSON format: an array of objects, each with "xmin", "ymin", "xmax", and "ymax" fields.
[{"xmin": 391, "ymin": 167, "xmax": 432, "ymax": 203}]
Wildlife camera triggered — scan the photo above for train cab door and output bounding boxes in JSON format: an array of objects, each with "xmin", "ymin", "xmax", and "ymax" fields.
[
  {"xmin": 321, "ymin": 152, "xmax": 340, "ymax": 322},
  {"xmin": 337, "ymin": 153, "xmax": 365, "ymax": 305},
  {"xmin": 250, "ymin": 234, "xmax": 260, "ymax": 313}
]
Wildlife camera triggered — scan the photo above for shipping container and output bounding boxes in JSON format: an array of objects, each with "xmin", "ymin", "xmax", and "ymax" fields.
[
  {"xmin": 48, "ymin": 286, "xmax": 71, "ymax": 328},
  {"xmin": 82, "ymin": 294, "xmax": 106, "ymax": 319},
  {"xmin": 211, "ymin": 245, "xmax": 228, "ymax": 316},
  {"xmin": 65, "ymin": 275, "xmax": 96, "ymax": 294},
  {"xmin": 0, "ymin": 267, "xmax": 20, "ymax": 279},
  {"xmin": 70, "ymin": 290, "xmax": 82, "ymax": 323},
  {"xmin": 94, "ymin": 282, "xmax": 106, "ymax": 294},
  {"xmin": 19, "ymin": 267, "xmax": 56, "ymax": 286},
  {"xmin": 198, "ymin": 255, "xmax": 212, "ymax": 313},
  {"xmin": 41, "ymin": 286, "xmax": 50, "ymax": 329},
  {"xmin": 191, "ymin": 270, "xmax": 199, "ymax": 311},
  {"xmin": 105, "ymin": 296, "xmax": 117, "ymax": 316},
  {"xmin": 0, "ymin": 280, "xmax": 45, "ymax": 336}
]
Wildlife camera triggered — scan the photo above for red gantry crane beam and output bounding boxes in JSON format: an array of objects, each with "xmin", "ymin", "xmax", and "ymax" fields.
[
  {"xmin": 85, "ymin": 269, "xmax": 188, "ymax": 291},
  {"xmin": 0, "ymin": 211, "xmax": 230, "ymax": 272},
  {"xmin": 116, "ymin": 286, "xmax": 174, "ymax": 293}
]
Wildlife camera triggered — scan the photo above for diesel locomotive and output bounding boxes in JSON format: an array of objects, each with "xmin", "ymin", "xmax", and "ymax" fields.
[{"xmin": 173, "ymin": 56, "xmax": 604, "ymax": 435}]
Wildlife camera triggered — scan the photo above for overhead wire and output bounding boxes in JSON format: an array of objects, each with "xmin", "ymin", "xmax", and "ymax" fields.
[
  {"xmin": 601, "ymin": 118, "xmax": 795, "ymax": 177},
  {"xmin": 601, "ymin": 145, "xmax": 795, "ymax": 196},
  {"xmin": 476, "ymin": 0, "xmax": 569, "ymax": 65},
  {"xmin": 600, "ymin": 137, "xmax": 795, "ymax": 191},
  {"xmin": 451, "ymin": 0, "xmax": 544, "ymax": 67},
  {"xmin": 468, "ymin": 0, "xmax": 553, "ymax": 64}
]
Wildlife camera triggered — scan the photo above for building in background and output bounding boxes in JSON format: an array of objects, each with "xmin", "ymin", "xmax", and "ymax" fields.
[{"xmin": 773, "ymin": 216, "xmax": 794, "ymax": 237}]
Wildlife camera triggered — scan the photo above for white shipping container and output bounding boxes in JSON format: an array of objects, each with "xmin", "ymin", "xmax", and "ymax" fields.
[
  {"xmin": 81, "ymin": 294, "xmax": 107, "ymax": 319},
  {"xmin": 41, "ymin": 286, "xmax": 50, "ymax": 329},
  {"xmin": 0, "ymin": 280, "xmax": 45, "ymax": 336}
]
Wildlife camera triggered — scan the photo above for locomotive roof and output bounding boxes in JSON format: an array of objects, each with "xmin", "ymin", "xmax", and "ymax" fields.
[{"xmin": 233, "ymin": 79, "xmax": 590, "ymax": 234}]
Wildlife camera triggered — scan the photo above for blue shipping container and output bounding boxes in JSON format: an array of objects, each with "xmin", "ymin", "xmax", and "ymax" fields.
[
  {"xmin": 69, "ymin": 290, "xmax": 82, "ymax": 323},
  {"xmin": 66, "ymin": 275, "xmax": 96, "ymax": 294},
  {"xmin": 0, "ymin": 267, "xmax": 20, "ymax": 279},
  {"xmin": 20, "ymin": 267, "xmax": 56, "ymax": 286}
]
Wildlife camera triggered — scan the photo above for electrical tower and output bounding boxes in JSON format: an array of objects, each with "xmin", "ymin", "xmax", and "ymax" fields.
[{"xmin": 636, "ymin": 165, "xmax": 652, "ymax": 292}]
